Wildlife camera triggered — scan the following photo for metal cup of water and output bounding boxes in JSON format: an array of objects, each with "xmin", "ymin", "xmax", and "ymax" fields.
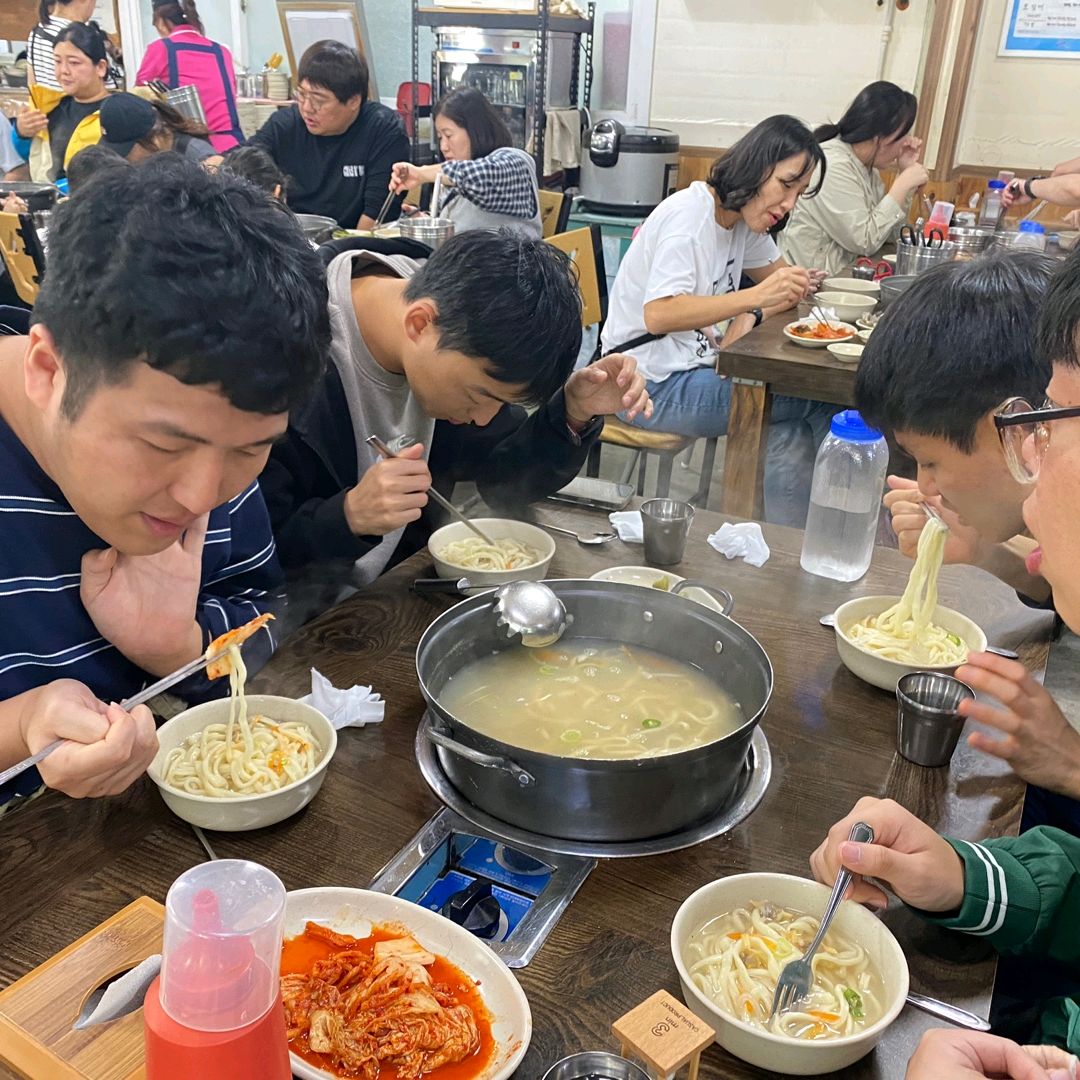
[
  {"xmin": 542, "ymin": 1052, "xmax": 651, "ymax": 1080},
  {"xmin": 640, "ymin": 498, "xmax": 694, "ymax": 566},
  {"xmin": 895, "ymin": 671, "xmax": 975, "ymax": 767}
]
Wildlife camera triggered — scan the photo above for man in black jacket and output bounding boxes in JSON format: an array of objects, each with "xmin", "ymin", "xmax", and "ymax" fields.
[{"xmin": 261, "ymin": 230, "xmax": 651, "ymax": 611}]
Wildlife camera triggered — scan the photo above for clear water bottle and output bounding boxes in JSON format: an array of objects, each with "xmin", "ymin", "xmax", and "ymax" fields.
[
  {"xmin": 800, "ymin": 411, "xmax": 889, "ymax": 582},
  {"xmin": 1013, "ymin": 220, "xmax": 1047, "ymax": 252}
]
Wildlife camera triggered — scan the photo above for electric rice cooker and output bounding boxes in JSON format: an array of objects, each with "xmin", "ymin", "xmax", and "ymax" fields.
[{"xmin": 578, "ymin": 121, "xmax": 680, "ymax": 216}]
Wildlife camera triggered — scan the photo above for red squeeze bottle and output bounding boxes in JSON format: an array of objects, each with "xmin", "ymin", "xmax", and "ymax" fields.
[{"xmin": 144, "ymin": 862, "xmax": 291, "ymax": 1080}]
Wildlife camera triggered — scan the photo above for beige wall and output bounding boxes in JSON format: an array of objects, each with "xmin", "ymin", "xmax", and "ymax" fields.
[
  {"xmin": 648, "ymin": 0, "xmax": 931, "ymax": 149},
  {"xmin": 956, "ymin": 0, "xmax": 1080, "ymax": 171}
]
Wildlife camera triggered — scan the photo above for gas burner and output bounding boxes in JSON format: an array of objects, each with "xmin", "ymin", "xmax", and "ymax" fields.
[
  {"xmin": 414, "ymin": 715, "xmax": 772, "ymax": 860},
  {"xmin": 369, "ymin": 807, "xmax": 594, "ymax": 968}
]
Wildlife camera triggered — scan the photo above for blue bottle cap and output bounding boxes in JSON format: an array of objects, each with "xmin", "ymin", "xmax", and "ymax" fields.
[
  {"xmin": 987, "ymin": 180, "xmax": 1006, "ymax": 190},
  {"xmin": 829, "ymin": 410, "xmax": 883, "ymax": 442},
  {"xmin": 1018, "ymin": 220, "xmax": 1046, "ymax": 234}
]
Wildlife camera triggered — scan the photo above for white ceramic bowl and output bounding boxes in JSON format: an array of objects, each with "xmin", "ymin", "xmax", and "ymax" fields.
[
  {"xmin": 285, "ymin": 887, "xmax": 531, "ymax": 1080},
  {"xmin": 826, "ymin": 342, "xmax": 864, "ymax": 363},
  {"xmin": 857, "ymin": 328, "xmax": 873, "ymax": 344},
  {"xmin": 882, "ymin": 253, "xmax": 897, "ymax": 266},
  {"xmin": 822, "ymin": 277, "xmax": 880, "ymax": 296},
  {"xmin": 783, "ymin": 320, "xmax": 857, "ymax": 349},
  {"xmin": 815, "ymin": 291, "xmax": 879, "ymax": 323},
  {"xmin": 589, "ymin": 565, "xmax": 726, "ymax": 613},
  {"xmin": 671, "ymin": 873, "xmax": 908, "ymax": 1076},
  {"xmin": 429, "ymin": 518, "xmax": 555, "ymax": 585},
  {"xmin": 833, "ymin": 595, "xmax": 988, "ymax": 692},
  {"xmin": 147, "ymin": 695, "xmax": 336, "ymax": 831}
]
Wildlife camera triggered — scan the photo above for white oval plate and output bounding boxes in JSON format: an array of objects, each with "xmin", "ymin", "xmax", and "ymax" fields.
[
  {"xmin": 589, "ymin": 565, "xmax": 725, "ymax": 613},
  {"xmin": 285, "ymin": 888, "xmax": 531, "ymax": 1080},
  {"xmin": 783, "ymin": 321, "xmax": 857, "ymax": 348}
]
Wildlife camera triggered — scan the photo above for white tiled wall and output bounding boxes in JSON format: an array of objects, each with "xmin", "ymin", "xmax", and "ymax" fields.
[{"xmin": 649, "ymin": 0, "xmax": 929, "ymax": 149}]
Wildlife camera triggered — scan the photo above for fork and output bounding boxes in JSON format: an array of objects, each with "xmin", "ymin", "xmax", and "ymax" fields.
[{"xmin": 769, "ymin": 821, "xmax": 874, "ymax": 1020}]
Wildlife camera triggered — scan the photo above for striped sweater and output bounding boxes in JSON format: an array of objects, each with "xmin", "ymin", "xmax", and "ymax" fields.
[{"xmin": 0, "ymin": 415, "xmax": 282, "ymax": 802}]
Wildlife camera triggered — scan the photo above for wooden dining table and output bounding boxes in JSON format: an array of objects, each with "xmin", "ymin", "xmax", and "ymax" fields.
[
  {"xmin": 0, "ymin": 503, "xmax": 1056, "ymax": 1080},
  {"xmin": 716, "ymin": 303, "xmax": 862, "ymax": 520}
]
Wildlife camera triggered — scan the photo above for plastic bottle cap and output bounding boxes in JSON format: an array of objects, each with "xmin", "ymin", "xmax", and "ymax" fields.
[
  {"xmin": 829, "ymin": 409, "xmax": 883, "ymax": 443},
  {"xmin": 987, "ymin": 180, "xmax": 1006, "ymax": 190},
  {"xmin": 1018, "ymin": 220, "xmax": 1046, "ymax": 234}
]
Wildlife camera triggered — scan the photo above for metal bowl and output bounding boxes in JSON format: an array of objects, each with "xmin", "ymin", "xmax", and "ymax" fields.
[
  {"xmin": 399, "ymin": 215, "xmax": 455, "ymax": 250},
  {"xmin": 416, "ymin": 579, "xmax": 773, "ymax": 842},
  {"xmin": 948, "ymin": 225, "xmax": 994, "ymax": 255},
  {"xmin": 542, "ymin": 1053, "xmax": 651, "ymax": 1080},
  {"xmin": 878, "ymin": 274, "xmax": 917, "ymax": 309},
  {"xmin": 0, "ymin": 182, "xmax": 60, "ymax": 212},
  {"xmin": 294, "ymin": 213, "xmax": 338, "ymax": 245}
]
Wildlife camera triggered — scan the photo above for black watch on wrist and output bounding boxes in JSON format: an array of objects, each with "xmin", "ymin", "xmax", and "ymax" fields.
[
  {"xmin": 1025, "ymin": 176, "xmax": 1044, "ymax": 199},
  {"xmin": 750, "ymin": 307, "xmax": 764, "ymax": 328}
]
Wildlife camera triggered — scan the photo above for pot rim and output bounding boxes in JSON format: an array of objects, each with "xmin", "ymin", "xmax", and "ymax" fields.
[{"xmin": 415, "ymin": 578, "xmax": 774, "ymax": 768}]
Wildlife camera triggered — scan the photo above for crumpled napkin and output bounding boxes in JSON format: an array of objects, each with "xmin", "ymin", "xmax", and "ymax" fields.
[
  {"xmin": 74, "ymin": 953, "xmax": 162, "ymax": 1029},
  {"xmin": 609, "ymin": 510, "xmax": 643, "ymax": 543},
  {"xmin": 707, "ymin": 522, "xmax": 771, "ymax": 567},
  {"xmin": 300, "ymin": 668, "xmax": 385, "ymax": 730}
]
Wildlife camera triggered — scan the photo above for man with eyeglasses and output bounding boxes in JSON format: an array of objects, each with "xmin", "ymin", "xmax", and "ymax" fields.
[
  {"xmin": 250, "ymin": 39, "xmax": 407, "ymax": 230},
  {"xmin": 854, "ymin": 251, "xmax": 1080, "ymax": 834}
]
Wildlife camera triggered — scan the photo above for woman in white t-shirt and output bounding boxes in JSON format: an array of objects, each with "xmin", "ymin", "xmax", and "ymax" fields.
[{"xmin": 600, "ymin": 114, "xmax": 834, "ymax": 527}]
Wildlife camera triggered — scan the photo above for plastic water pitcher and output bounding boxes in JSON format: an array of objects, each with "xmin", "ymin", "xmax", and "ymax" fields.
[
  {"xmin": 800, "ymin": 411, "xmax": 889, "ymax": 582},
  {"xmin": 144, "ymin": 860, "xmax": 291, "ymax": 1080}
]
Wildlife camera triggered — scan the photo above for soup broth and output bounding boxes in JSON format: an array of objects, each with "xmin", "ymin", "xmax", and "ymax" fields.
[{"xmin": 438, "ymin": 639, "xmax": 743, "ymax": 759}]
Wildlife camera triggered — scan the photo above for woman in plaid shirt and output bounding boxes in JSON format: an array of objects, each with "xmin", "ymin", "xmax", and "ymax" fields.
[{"xmin": 390, "ymin": 87, "xmax": 541, "ymax": 238}]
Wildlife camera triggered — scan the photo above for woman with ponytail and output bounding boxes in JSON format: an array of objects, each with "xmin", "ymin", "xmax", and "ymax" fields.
[
  {"xmin": 18, "ymin": 21, "xmax": 109, "ymax": 182},
  {"xmin": 780, "ymin": 81, "xmax": 928, "ymax": 276},
  {"xmin": 28, "ymin": 0, "xmax": 121, "ymax": 91},
  {"xmin": 136, "ymin": 0, "xmax": 242, "ymax": 152}
]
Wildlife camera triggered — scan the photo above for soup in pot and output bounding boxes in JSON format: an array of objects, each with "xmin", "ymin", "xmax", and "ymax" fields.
[{"xmin": 438, "ymin": 639, "xmax": 743, "ymax": 759}]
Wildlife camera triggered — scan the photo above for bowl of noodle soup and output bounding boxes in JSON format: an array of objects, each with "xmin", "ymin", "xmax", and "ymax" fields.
[
  {"xmin": 148, "ymin": 695, "xmax": 336, "ymax": 831},
  {"xmin": 429, "ymin": 518, "xmax": 555, "ymax": 585},
  {"xmin": 833, "ymin": 595, "xmax": 986, "ymax": 692},
  {"xmin": 671, "ymin": 873, "xmax": 908, "ymax": 1075}
]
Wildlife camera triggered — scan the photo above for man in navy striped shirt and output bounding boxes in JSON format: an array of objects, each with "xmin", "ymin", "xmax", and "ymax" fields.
[{"xmin": 0, "ymin": 154, "xmax": 329, "ymax": 804}]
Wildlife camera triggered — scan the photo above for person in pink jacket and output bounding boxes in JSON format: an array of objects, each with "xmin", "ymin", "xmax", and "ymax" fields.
[{"xmin": 135, "ymin": 0, "xmax": 242, "ymax": 152}]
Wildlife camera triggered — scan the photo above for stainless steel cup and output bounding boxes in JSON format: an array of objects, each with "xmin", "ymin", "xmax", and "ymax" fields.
[
  {"xmin": 640, "ymin": 498, "xmax": 695, "ymax": 566},
  {"xmin": 896, "ymin": 671, "xmax": 975, "ymax": 767},
  {"xmin": 541, "ymin": 1052, "xmax": 651, "ymax": 1080}
]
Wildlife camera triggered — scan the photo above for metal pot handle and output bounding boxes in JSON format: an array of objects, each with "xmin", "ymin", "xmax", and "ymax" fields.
[
  {"xmin": 671, "ymin": 580, "xmax": 734, "ymax": 616},
  {"xmin": 424, "ymin": 726, "xmax": 535, "ymax": 787}
]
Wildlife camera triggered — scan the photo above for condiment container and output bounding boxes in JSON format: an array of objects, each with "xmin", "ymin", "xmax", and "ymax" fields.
[
  {"xmin": 1013, "ymin": 220, "xmax": 1047, "ymax": 251},
  {"xmin": 978, "ymin": 180, "xmax": 1006, "ymax": 227}
]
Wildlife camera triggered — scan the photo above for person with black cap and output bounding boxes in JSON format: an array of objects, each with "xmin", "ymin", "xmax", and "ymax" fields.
[{"xmin": 99, "ymin": 92, "xmax": 215, "ymax": 164}]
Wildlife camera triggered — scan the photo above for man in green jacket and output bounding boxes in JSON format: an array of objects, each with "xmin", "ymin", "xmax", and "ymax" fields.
[{"xmin": 811, "ymin": 244, "xmax": 1080, "ymax": 1078}]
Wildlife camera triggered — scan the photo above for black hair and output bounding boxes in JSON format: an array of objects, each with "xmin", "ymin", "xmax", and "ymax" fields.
[
  {"xmin": 65, "ymin": 143, "xmax": 129, "ymax": 193},
  {"xmin": 815, "ymin": 81, "xmax": 917, "ymax": 145},
  {"xmin": 220, "ymin": 145, "xmax": 288, "ymax": 200},
  {"xmin": 1038, "ymin": 245, "xmax": 1080, "ymax": 370},
  {"xmin": 856, "ymin": 251, "xmax": 1055, "ymax": 451},
  {"xmin": 53, "ymin": 21, "xmax": 109, "ymax": 66},
  {"xmin": 432, "ymin": 88, "xmax": 512, "ymax": 160},
  {"xmin": 298, "ymin": 40, "xmax": 367, "ymax": 105},
  {"xmin": 138, "ymin": 98, "xmax": 211, "ymax": 150},
  {"xmin": 403, "ymin": 230, "xmax": 582, "ymax": 404},
  {"xmin": 33, "ymin": 154, "xmax": 330, "ymax": 417},
  {"xmin": 151, "ymin": 0, "xmax": 204, "ymax": 35},
  {"xmin": 38, "ymin": 0, "xmax": 84, "ymax": 24},
  {"xmin": 708, "ymin": 114, "xmax": 825, "ymax": 211}
]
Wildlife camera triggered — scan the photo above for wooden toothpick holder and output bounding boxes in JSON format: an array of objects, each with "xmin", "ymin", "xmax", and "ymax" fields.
[{"xmin": 612, "ymin": 990, "xmax": 715, "ymax": 1080}]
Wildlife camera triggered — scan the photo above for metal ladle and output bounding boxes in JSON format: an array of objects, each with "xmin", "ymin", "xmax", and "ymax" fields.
[{"xmin": 494, "ymin": 581, "xmax": 568, "ymax": 648}]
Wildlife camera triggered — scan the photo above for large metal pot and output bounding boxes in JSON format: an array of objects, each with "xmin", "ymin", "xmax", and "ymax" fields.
[
  {"xmin": 294, "ymin": 213, "xmax": 338, "ymax": 244},
  {"xmin": 878, "ymin": 274, "xmax": 917, "ymax": 309},
  {"xmin": 415, "ymin": 579, "xmax": 773, "ymax": 843},
  {"xmin": 0, "ymin": 181, "xmax": 60, "ymax": 213}
]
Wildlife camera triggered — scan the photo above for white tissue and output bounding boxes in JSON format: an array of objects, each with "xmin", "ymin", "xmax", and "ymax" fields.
[
  {"xmin": 74, "ymin": 953, "xmax": 162, "ymax": 1029},
  {"xmin": 609, "ymin": 511, "xmax": 643, "ymax": 543},
  {"xmin": 300, "ymin": 668, "xmax": 385, "ymax": 730},
  {"xmin": 707, "ymin": 522, "xmax": 771, "ymax": 567}
]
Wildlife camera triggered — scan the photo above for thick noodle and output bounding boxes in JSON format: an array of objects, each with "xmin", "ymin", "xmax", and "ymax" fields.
[
  {"xmin": 162, "ymin": 645, "xmax": 319, "ymax": 797},
  {"xmin": 436, "ymin": 536, "xmax": 540, "ymax": 571},
  {"xmin": 845, "ymin": 518, "xmax": 968, "ymax": 666},
  {"xmin": 686, "ymin": 902, "xmax": 881, "ymax": 1040}
]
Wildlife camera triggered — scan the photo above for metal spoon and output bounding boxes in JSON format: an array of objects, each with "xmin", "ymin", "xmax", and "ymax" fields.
[
  {"xmin": 494, "ymin": 581, "xmax": 567, "ymax": 648},
  {"xmin": 906, "ymin": 991, "xmax": 990, "ymax": 1031},
  {"xmin": 536, "ymin": 521, "xmax": 617, "ymax": 545}
]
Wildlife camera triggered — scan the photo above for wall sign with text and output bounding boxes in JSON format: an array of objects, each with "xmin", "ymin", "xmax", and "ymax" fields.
[{"xmin": 1000, "ymin": 0, "xmax": 1080, "ymax": 57}]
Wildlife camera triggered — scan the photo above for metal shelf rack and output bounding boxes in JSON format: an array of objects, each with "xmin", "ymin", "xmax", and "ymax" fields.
[{"xmin": 410, "ymin": 2, "xmax": 595, "ymax": 178}]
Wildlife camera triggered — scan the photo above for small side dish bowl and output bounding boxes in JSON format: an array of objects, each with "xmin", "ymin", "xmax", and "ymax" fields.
[
  {"xmin": 589, "ymin": 565, "xmax": 725, "ymax": 613},
  {"xmin": 783, "ymin": 320, "xmax": 857, "ymax": 349},
  {"xmin": 429, "ymin": 518, "xmax": 555, "ymax": 586},
  {"xmin": 815, "ymin": 291, "xmax": 878, "ymax": 323},
  {"xmin": 671, "ymin": 872, "xmax": 909, "ymax": 1075},
  {"xmin": 148, "ymin": 696, "xmax": 336, "ymax": 831},
  {"xmin": 822, "ymin": 277, "xmax": 880, "ymax": 296},
  {"xmin": 826, "ymin": 342, "xmax": 864, "ymax": 363},
  {"xmin": 832, "ymin": 595, "xmax": 987, "ymax": 691},
  {"xmin": 857, "ymin": 328, "xmax": 873, "ymax": 344}
]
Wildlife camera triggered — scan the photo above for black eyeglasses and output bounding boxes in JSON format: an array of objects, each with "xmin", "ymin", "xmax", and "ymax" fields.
[{"xmin": 994, "ymin": 396, "xmax": 1080, "ymax": 483}]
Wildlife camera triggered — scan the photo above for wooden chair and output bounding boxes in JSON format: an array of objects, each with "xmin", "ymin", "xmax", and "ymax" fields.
[
  {"xmin": 547, "ymin": 226, "xmax": 718, "ymax": 505},
  {"xmin": 538, "ymin": 188, "xmax": 571, "ymax": 238},
  {"xmin": 0, "ymin": 213, "xmax": 44, "ymax": 306}
]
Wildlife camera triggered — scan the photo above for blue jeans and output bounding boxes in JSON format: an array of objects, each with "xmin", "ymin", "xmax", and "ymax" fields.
[{"xmin": 629, "ymin": 368, "xmax": 835, "ymax": 528}]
